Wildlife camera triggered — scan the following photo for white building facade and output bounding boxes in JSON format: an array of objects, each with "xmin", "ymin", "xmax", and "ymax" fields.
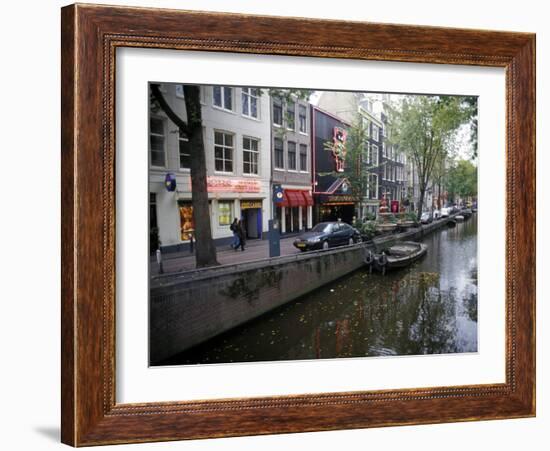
[{"xmin": 149, "ymin": 84, "xmax": 272, "ymax": 252}]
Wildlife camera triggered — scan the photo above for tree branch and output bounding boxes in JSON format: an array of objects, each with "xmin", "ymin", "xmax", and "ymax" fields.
[{"xmin": 150, "ymin": 83, "xmax": 189, "ymax": 136}]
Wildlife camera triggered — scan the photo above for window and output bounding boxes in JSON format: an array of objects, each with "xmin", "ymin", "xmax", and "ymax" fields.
[
  {"xmin": 242, "ymin": 88, "xmax": 259, "ymax": 118},
  {"xmin": 214, "ymin": 131, "xmax": 234, "ymax": 172},
  {"xmin": 372, "ymin": 124, "xmax": 379, "ymax": 141},
  {"xmin": 299, "ymin": 105, "xmax": 307, "ymax": 133},
  {"xmin": 363, "ymin": 117, "xmax": 370, "ymax": 137},
  {"xmin": 218, "ymin": 201, "xmax": 233, "ymax": 226},
  {"xmin": 149, "ymin": 117, "xmax": 165, "ymax": 167},
  {"xmin": 368, "ymin": 174, "xmax": 378, "ymax": 199},
  {"xmin": 178, "ymin": 202, "xmax": 195, "ymax": 241},
  {"xmin": 363, "ymin": 143, "xmax": 370, "ymax": 165},
  {"xmin": 286, "ymin": 101, "xmax": 295, "ymax": 130},
  {"xmin": 213, "ymin": 86, "xmax": 233, "ymax": 111},
  {"xmin": 288, "ymin": 141, "xmax": 297, "ymax": 170},
  {"xmin": 273, "ymin": 98, "xmax": 283, "ymax": 126},
  {"xmin": 274, "ymin": 138, "xmax": 284, "ymax": 169},
  {"xmin": 178, "ymin": 129, "xmax": 190, "ymax": 169},
  {"xmin": 299, "ymin": 144, "xmax": 308, "ymax": 171},
  {"xmin": 175, "ymin": 84, "xmax": 184, "ymax": 98},
  {"xmin": 243, "ymin": 137, "xmax": 259, "ymax": 175},
  {"xmin": 371, "ymin": 144, "xmax": 379, "ymax": 166}
]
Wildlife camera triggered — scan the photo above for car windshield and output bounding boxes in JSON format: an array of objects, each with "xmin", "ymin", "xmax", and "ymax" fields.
[{"xmin": 311, "ymin": 223, "xmax": 333, "ymax": 233}]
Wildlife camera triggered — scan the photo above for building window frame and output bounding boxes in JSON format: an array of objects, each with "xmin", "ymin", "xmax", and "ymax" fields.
[
  {"xmin": 149, "ymin": 116, "xmax": 166, "ymax": 168},
  {"xmin": 242, "ymin": 136, "xmax": 260, "ymax": 176},
  {"xmin": 274, "ymin": 137, "xmax": 284, "ymax": 170},
  {"xmin": 273, "ymin": 98, "xmax": 283, "ymax": 127},
  {"xmin": 298, "ymin": 104, "xmax": 308, "ymax": 134},
  {"xmin": 372, "ymin": 124, "xmax": 379, "ymax": 141},
  {"xmin": 218, "ymin": 201, "xmax": 233, "ymax": 226},
  {"xmin": 214, "ymin": 130, "xmax": 234, "ymax": 174},
  {"xmin": 241, "ymin": 87, "xmax": 260, "ymax": 119},
  {"xmin": 368, "ymin": 173, "xmax": 379, "ymax": 200},
  {"xmin": 175, "ymin": 84, "xmax": 185, "ymax": 99},
  {"xmin": 212, "ymin": 86, "xmax": 234, "ymax": 112},
  {"xmin": 363, "ymin": 117, "xmax": 370, "ymax": 137},
  {"xmin": 286, "ymin": 100, "xmax": 296, "ymax": 131},
  {"xmin": 372, "ymin": 144, "xmax": 379, "ymax": 166},
  {"xmin": 287, "ymin": 140, "xmax": 297, "ymax": 171}
]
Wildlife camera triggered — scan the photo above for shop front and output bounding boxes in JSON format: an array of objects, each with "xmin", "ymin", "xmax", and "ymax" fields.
[
  {"xmin": 275, "ymin": 189, "xmax": 314, "ymax": 234},
  {"xmin": 316, "ymin": 194, "xmax": 356, "ymax": 224},
  {"xmin": 240, "ymin": 199, "xmax": 263, "ymax": 240}
]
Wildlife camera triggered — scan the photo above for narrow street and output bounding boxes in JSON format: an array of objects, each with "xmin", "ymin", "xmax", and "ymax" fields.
[{"xmin": 151, "ymin": 235, "xmax": 302, "ymax": 275}]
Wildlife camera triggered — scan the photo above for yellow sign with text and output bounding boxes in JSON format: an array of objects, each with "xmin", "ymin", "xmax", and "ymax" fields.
[{"xmin": 240, "ymin": 200, "xmax": 262, "ymax": 210}]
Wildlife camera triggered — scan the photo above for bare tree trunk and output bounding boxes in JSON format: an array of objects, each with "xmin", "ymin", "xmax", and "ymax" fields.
[
  {"xmin": 184, "ymin": 86, "xmax": 219, "ymax": 268},
  {"xmin": 150, "ymin": 83, "xmax": 219, "ymax": 268}
]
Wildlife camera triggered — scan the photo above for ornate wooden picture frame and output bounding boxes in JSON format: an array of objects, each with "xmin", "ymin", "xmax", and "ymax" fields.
[{"xmin": 61, "ymin": 3, "xmax": 535, "ymax": 446}]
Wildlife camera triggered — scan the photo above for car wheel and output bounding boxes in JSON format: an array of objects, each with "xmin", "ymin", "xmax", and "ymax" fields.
[{"xmin": 322, "ymin": 241, "xmax": 330, "ymax": 250}]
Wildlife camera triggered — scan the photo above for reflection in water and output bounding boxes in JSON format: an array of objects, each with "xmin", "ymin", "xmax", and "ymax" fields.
[{"xmin": 163, "ymin": 218, "xmax": 478, "ymax": 365}]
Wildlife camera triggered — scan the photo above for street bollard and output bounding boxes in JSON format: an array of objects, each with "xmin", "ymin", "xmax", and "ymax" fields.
[
  {"xmin": 268, "ymin": 219, "xmax": 281, "ymax": 258},
  {"xmin": 156, "ymin": 248, "xmax": 164, "ymax": 274},
  {"xmin": 189, "ymin": 233, "xmax": 194, "ymax": 254}
]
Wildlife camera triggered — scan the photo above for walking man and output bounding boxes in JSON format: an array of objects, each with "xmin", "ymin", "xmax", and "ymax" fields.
[
  {"xmin": 236, "ymin": 219, "xmax": 246, "ymax": 251},
  {"xmin": 230, "ymin": 218, "xmax": 240, "ymax": 249}
]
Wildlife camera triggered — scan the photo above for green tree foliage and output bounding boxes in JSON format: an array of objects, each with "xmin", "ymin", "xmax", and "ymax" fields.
[
  {"xmin": 388, "ymin": 95, "xmax": 475, "ymax": 219},
  {"xmin": 446, "ymin": 159, "xmax": 477, "ymax": 202}
]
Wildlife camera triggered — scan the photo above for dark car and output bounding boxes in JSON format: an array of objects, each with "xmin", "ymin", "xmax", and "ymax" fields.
[{"xmin": 293, "ymin": 222, "xmax": 361, "ymax": 251}]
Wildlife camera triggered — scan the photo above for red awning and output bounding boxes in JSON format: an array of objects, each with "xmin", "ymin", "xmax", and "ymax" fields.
[
  {"xmin": 302, "ymin": 191, "xmax": 314, "ymax": 206},
  {"xmin": 277, "ymin": 190, "xmax": 310, "ymax": 208},
  {"xmin": 287, "ymin": 190, "xmax": 305, "ymax": 207}
]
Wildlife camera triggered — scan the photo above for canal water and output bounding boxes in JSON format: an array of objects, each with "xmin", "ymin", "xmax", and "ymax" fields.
[{"xmin": 163, "ymin": 217, "xmax": 478, "ymax": 365}]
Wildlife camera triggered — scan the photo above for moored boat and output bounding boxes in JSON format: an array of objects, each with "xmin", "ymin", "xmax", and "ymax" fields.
[{"xmin": 364, "ymin": 241, "xmax": 428, "ymax": 274}]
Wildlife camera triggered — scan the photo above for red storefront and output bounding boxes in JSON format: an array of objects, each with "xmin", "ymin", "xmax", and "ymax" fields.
[{"xmin": 275, "ymin": 189, "xmax": 314, "ymax": 234}]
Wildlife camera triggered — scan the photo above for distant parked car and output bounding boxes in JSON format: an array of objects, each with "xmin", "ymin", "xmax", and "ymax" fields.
[
  {"xmin": 293, "ymin": 222, "xmax": 361, "ymax": 251},
  {"xmin": 420, "ymin": 212, "xmax": 433, "ymax": 224},
  {"xmin": 441, "ymin": 207, "xmax": 451, "ymax": 218}
]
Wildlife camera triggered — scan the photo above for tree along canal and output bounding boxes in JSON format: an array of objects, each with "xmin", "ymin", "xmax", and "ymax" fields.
[{"xmin": 161, "ymin": 217, "xmax": 478, "ymax": 366}]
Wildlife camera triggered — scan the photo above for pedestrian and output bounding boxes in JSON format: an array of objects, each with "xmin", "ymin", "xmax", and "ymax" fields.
[
  {"xmin": 229, "ymin": 218, "xmax": 239, "ymax": 249},
  {"xmin": 236, "ymin": 219, "xmax": 246, "ymax": 251}
]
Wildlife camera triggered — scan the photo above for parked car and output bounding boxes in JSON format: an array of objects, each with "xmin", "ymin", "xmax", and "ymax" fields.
[
  {"xmin": 420, "ymin": 211, "xmax": 433, "ymax": 224},
  {"xmin": 293, "ymin": 222, "xmax": 361, "ymax": 251},
  {"xmin": 440, "ymin": 207, "xmax": 451, "ymax": 218}
]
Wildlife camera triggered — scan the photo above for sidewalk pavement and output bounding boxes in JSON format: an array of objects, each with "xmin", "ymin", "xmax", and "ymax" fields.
[{"xmin": 151, "ymin": 236, "xmax": 302, "ymax": 275}]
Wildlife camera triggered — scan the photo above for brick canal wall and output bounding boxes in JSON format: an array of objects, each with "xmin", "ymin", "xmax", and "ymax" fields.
[
  {"xmin": 150, "ymin": 244, "xmax": 367, "ymax": 363},
  {"xmin": 150, "ymin": 215, "xmax": 457, "ymax": 363}
]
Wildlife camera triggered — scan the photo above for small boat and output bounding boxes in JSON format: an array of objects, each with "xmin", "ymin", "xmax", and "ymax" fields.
[
  {"xmin": 364, "ymin": 241, "xmax": 428, "ymax": 274},
  {"xmin": 376, "ymin": 223, "xmax": 397, "ymax": 233}
]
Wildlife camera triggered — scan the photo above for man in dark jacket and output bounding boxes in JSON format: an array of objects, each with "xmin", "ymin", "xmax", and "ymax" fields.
[
  {"xmin": 236, "ymin": 219, "xmax": 246, "ymax": 251},
  {"xmin": 229, "ymin": 218, "xmax": 239, "ymax": 249}
]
